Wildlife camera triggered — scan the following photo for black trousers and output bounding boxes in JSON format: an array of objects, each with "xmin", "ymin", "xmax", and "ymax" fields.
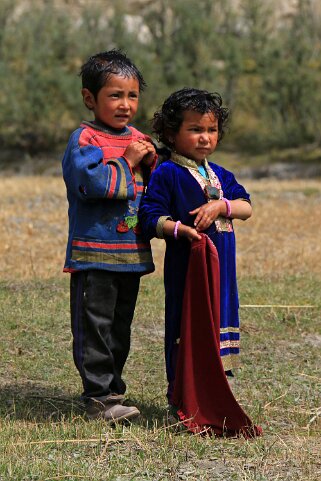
[{"xmin": 70, "ymin": 270, "xmax": 140, "ymax": 401}]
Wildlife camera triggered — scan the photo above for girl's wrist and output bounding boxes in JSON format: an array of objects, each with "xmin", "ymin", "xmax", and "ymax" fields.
[
  {"xmin": 173, "ymin": 220, "xmax": 181, "ymax": 239},
  {"xmin": 222, "ymin": 197, "xmax": 232, "ymax": 218}
]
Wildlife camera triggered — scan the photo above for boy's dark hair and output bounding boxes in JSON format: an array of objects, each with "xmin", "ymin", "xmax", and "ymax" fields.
[
  {"xmin": 153, "ymin": 87, "xmax": 229, "ymax": 147},
  {"xmin": 79, "ymin": 49, "xmax": 146, "ymax": 98}
]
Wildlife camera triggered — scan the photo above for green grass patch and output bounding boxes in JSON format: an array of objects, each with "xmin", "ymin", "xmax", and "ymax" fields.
[{"xmin": 0, "ymin": 275, "xmax": 320, "ymax": 480}]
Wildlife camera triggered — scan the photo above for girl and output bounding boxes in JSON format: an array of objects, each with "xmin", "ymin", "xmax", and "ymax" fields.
[{"xmin": 139, "ymin": 88, "xmax": 261, "ymax": 437}]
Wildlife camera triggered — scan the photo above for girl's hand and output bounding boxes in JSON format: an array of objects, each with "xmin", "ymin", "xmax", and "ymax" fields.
[
  {"xmin": 177, "ymin": 224, "xmax": 202, "ymax": 242},
  {"xmin": 189, "ymin": 200, "xmax": 225, "ymax": 231},
  {"xmin": 162, "ymin": 220, "xmax": 201, "ymax": 242}
]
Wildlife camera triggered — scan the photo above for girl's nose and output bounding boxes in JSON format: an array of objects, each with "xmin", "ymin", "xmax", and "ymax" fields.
[{"xmin": 199, "ymin": 133, "xmax": 209, "ymax": 143}]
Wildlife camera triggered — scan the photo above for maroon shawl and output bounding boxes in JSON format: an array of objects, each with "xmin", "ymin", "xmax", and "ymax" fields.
[{"xmin": 172, "ymin": 234, "xmax": 262, "ymax": 438}]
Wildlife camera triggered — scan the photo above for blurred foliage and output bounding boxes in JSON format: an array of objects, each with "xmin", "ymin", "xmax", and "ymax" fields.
[{"xmin": 0, "ymin": 0, "xmax": 320, "ymax": 154}]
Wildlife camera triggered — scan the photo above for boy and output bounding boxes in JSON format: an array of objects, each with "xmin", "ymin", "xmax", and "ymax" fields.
[{"xmin": 62, "ymin": 50, "xmax": 156, "ymax": 422}]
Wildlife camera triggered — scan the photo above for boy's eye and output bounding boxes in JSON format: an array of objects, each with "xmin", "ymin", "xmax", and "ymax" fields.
[{"xmin": 129, "ymin": 93, "xmax": 139, "ymax": 99}]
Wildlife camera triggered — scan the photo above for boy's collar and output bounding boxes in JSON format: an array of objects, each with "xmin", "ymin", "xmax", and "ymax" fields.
[{"xmin": 81, "ymin": 120, "xmax": 131, "ymax": 136}]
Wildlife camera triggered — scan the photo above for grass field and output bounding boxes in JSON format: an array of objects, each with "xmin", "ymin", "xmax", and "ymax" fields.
[{"xmin": 0, "ymin": 175, "xmax": 320, "ymax": 480}]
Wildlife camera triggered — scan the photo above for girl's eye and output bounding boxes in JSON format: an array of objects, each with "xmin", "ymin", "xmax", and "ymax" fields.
[
  {"xmin": 129, "ymin": 93, "xmax": 138, "ymax": 99},
  {"xmin": 110, "ymin": 93, "xmax": 119, "ymax": 98}
]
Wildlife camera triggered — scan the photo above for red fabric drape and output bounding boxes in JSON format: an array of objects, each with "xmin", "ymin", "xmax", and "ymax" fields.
[{"xmin": 172, "ymin": 234, "xmax": 262, "ymax": 438}]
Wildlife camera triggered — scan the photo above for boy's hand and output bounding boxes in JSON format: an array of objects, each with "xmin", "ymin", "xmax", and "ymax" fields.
[
  {"xmin": 189, "ymin": 200, "xmax": 225, "ymax": 231},
  {"xmin": 123, "ymin": 140, "xmax": 155, "ymax": 168},
  {"xmin": 141, "ymin": 141, "xmax": 156, "ymax": 166}
]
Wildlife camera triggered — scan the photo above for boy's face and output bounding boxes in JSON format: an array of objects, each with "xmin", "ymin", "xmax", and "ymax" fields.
[
  {"xmin": 82, "ymin": 74, "xmax": 139, "ymax": 129},
  {"xmin": 173, "ymin": 110, "xmax": 218, "ymax": 164}
]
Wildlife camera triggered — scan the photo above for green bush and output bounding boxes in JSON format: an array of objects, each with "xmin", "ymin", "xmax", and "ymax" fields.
[{"xmin": 0, "ymin": 0, "xmax": 320, "ymax": 155}]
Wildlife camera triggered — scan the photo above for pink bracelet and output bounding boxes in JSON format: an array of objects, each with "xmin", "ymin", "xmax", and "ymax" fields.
[
  {"xmin": 174, "ymin": 220, "xmax": 181, "ymax": 240},
  {"xmin": 222, "ymin": 197, "xmax": 231, "ymax": 218}
]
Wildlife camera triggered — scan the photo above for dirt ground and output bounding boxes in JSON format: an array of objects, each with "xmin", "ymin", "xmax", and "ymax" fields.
[{"xmin": 0, "ymin": 176, "xmax": 321, "ymax": 280}]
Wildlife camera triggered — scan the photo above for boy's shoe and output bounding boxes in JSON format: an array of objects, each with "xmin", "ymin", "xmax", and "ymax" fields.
[
  {"xmin": 85, "ymin": 396, "xmax": 140, "ymax": 423},
  {"xmin": 102, "ymin": 403, "xmax": 140, "ymax": 423},
  {"xmin": 104, "ymin": 393, "xmax": 125, "ymax": 404}
]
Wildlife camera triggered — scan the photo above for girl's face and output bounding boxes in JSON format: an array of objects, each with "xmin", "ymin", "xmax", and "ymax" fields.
[{"xmin": 172, "ymin": 110, "xmax": 218, "ymax": 164}]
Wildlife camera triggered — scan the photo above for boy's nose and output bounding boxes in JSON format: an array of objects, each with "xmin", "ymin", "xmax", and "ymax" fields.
[{"xmin": 120, "ymin": 98, "xmax": 130, "ymax": 109}]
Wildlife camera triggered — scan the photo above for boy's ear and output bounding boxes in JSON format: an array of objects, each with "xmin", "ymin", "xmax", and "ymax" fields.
[{"xmin": 81, "ymin": 88, "xmax": 95, "ymax": 110}]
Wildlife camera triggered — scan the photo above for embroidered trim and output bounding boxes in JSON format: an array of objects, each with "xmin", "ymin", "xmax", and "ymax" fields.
[
  {"xmin": 171, "ymin": 152, "xmax": 221, "ymax": 188},
  {"xmin": 175, "ymin": 338, "xmax": 239, "ymax": 350},
  {"xmin": 156, "ymin": 215, "xmax": 172, "ymax": 238},
  {"xmin": 170, "ymin": 152, "xmax": 201, "ymax": 171},
  {"xmin": 170, "ymin": 153, "xmax": 233, "ymax": 233},
  {"xmin": 220, "ymin": 340, "xmax": 240, "ymax": 349},
  {"xmin": 220, "ymin": 327, "xmax": 240, "ymax": 334}
]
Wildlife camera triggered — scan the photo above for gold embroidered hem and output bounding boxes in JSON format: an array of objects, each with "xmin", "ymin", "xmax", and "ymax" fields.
[
  {"xmin": 220, "ymin": 326, "xmax": 240, "ymax": 334},
  {"xmin": 156, "ymin": 215, "xmax": 172, "ymax": 238},
  {"xmin": 220, "ymin": 340, "xmax": 240, "ymax": 349}
]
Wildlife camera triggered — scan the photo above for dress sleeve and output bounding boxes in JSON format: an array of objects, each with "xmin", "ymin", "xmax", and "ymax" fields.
[
  {"xmin": 139, "ymin": 163, "xmax": 174, "ymax": 240},
  {"xmin": 62, "ymin": 128, "xmax": 137, "ymax": 201},
  {"xmin": 219, "ymin": 167, "xmax": 251, "ymax": 202}
]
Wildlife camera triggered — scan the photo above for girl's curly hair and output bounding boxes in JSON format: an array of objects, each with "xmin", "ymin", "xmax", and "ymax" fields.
[{"xmin": 153, "ymin": 87, "xmax": 229, "ymax": 147}]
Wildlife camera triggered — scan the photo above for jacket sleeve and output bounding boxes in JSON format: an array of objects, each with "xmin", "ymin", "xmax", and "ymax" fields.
[{"xmin": 62, "ymin": 128, "xmax": 137, "ymax": 201}]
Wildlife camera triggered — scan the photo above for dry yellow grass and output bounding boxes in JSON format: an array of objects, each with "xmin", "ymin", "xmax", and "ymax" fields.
[
  {"xmin": 0, "ymin": 176, "xmax": 320, "ymax": 280},
  {"xmin": 236, "ymin": 178, "xmax": 321, "ymax": 279},
  {"xmin": 0, "ymin": 174, "xmax": 320, "ymax": 479}
]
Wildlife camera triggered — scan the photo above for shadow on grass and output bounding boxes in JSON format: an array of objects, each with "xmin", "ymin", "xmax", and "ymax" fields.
[
  {"xmin": 0, "ymin": 382, "xmax": 83, "ymax": 422},
  {"xmin": 0, "ymin": 384, "xmax": 167, "ymax": 429}
]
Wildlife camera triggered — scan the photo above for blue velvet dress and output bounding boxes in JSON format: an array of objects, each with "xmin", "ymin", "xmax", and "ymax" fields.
[{"xmin": 139, "ymin": 154, "xmax": 251, "ymax": 393}]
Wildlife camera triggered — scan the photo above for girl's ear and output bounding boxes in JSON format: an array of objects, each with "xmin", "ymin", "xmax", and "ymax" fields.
[
  {"xmin": 81, "ymin": 88, "xmax": 95, "ymax": 110},
  {"xmin": 165, "ymin": 129, "xmax": 175, "ymax": 146}
]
